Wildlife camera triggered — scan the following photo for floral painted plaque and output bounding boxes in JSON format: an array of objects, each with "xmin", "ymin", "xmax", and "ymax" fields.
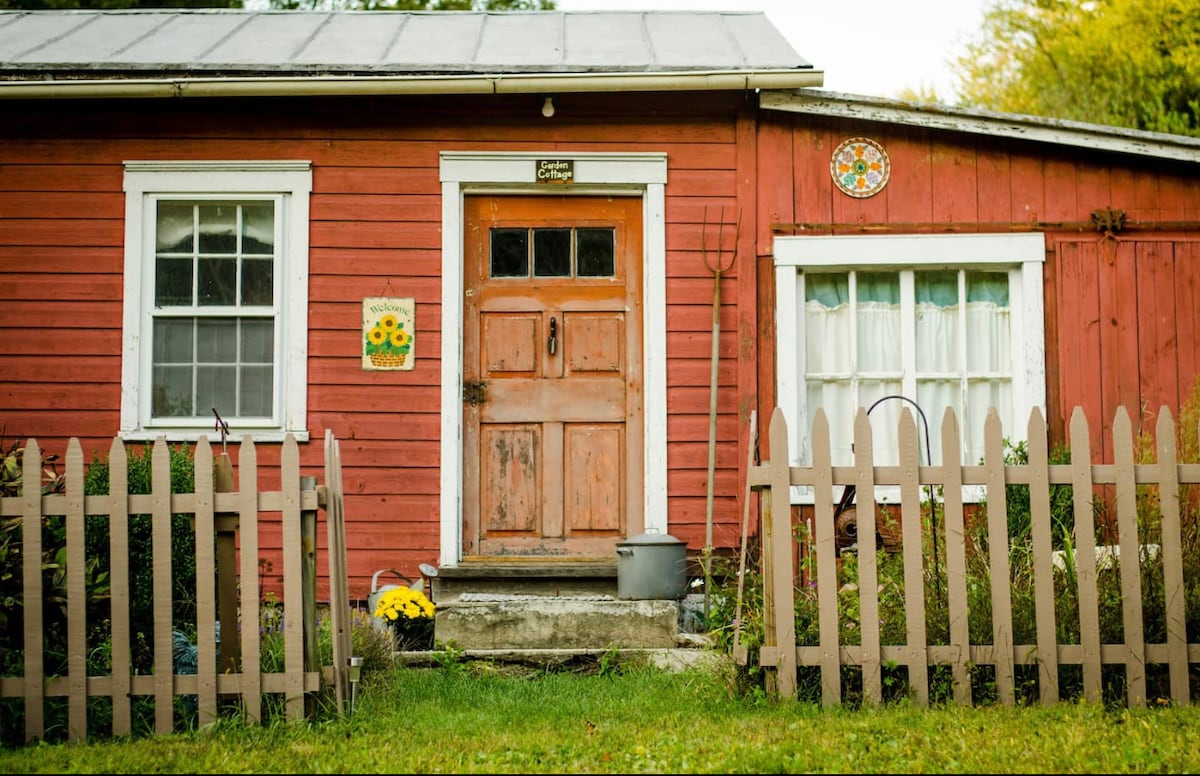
[
  {"xmin": 831, "ymin": 137, "xmax": 890, "ymax": 198},
  {"xmin": 362, "ymin": 297, "xmax": 415, "ymax": 371}
]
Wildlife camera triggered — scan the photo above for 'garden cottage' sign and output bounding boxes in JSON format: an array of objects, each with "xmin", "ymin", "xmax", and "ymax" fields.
[{"xmin": 362, "ymin": 297, "xmax": 415, "ymax": 371}]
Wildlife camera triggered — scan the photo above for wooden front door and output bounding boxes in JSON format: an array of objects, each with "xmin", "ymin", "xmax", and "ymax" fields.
[{"xmin": 462, "ymin": 195, "xmax": 644, "ymax": 558}]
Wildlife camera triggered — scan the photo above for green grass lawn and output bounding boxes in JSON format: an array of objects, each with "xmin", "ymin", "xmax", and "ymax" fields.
[{"xmin": 3, "ymin": 656, "xmax": 1200, "ymax": 774}]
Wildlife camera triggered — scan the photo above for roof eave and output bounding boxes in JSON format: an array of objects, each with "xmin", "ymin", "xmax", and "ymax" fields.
[
  {"xmin": 0, "ymin": 68, "xmax": 823, "ymax": 99},
  {"xmin": 763, "ymin": 88, "xmax": 1200, "ymax": 165}
]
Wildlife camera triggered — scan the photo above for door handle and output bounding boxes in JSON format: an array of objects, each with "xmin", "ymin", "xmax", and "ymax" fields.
[{"xmin": 547, "ymin": 316, "xmax": 557, "ymax": 356}]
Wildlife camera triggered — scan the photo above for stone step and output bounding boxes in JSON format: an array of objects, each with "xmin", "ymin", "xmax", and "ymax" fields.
[
  {"xmin": 431, "ymin": 561, "xmax": 619, "ymax": 602},
  {"xmin": 434, "ymin": 595, "xmax": 707, "ymax": 651}
]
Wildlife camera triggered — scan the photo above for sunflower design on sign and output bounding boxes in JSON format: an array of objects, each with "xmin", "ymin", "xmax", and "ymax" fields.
[
  {"xmin": 831, "ymin": 137, "xmax": 891, "ymax": 198},
  {"xmin": 362, "ymin": 297, "xmax": 415, "ymax": 371}
]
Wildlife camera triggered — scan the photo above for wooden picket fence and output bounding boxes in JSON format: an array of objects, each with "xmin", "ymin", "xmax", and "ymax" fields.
[
  {"xmin": 0, "ymin": 429, "xmax": 353, "ymax": 744},
  {"xmin": 748, "ymin": 404, "xmax": 1198, "ymax": 708}
]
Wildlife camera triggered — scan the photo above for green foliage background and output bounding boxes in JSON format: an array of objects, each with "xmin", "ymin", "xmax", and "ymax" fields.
[{"xmin": 955, "ymin": 0, "xmax": 1200, "ymax": 137}]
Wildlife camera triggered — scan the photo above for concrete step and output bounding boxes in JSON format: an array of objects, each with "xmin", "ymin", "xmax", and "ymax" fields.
[
  {"xmin": 433, "ymin": 594, "xmax": 708, "ymax": 651},
  {"xmin": 431, "ymin": 561, "xmax": 619, "ymax": 601}
]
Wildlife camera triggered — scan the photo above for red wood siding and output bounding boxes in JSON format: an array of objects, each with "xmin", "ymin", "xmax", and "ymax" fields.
[
  {"xmin": 760, "ymin": 111, "xmax": 1200, "ymax": 463},
  {"xmin": 0, "ymin": 91, "xmax": 754, "ymax": 601}
]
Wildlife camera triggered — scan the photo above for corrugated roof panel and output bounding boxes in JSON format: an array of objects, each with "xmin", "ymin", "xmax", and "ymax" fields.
[
  {"xmin": 99, "ymin": 13, "xmax": 251, "ymax": 66},
  {"xmin": 563, "ymin": 13, "xmax": 652, "ymax": 69},
  {"xmin": 643, "ymin": 12, "xmax": 743, "ymax": 68},
  {"xmin": 722, "ymin": 12, "xmax": 810, "ymax": 69},
  {"xmin": 294, "ymin": 12, "xmax": 410, "ymax": 65},
  {"xmin": 474, "ymin": 13, "xmax": 566, "ymax": 68},
  {"xmin": 200, "ymin": 12, "xmax": 330, "ymax": 67},
  {"xmin": 383, "ymin": 12, "xmax": 486, "ymax": 69}
]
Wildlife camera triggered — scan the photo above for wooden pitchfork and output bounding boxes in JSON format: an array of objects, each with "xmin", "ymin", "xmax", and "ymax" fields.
[{"xmin": 701, "ymin": 204, "xmax": 739, "ymax": 618}]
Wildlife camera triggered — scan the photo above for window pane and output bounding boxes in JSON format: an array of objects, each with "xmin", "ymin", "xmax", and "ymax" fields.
[
  {"xmin": 242, "ymin": 257, "xmax": 273, "ymax": 306},
  {"xmin": 196, "ymin": 318, "xmax": 237, "ymax": 362},
  {"xmin": 805, "ymin": 274, "xmax": 851, "ymax": 374},
  {"xmin": 917, "ymin": 379, "xmax": 962, "ymax": 465},
  {"xmin": 155, "ymin": 257, "xmax": 193, "ymax": 307},
  {"xmin": 490, "ymin": 228, "xmax": 528, "ymax": 277},
  {"xmin": 196, "ymin": 365, "xmax": 237, "ymax": 418},
  {"xmin": 198, "ymin": 204, "xmax": 237, "ymax": 254},
  {"xmin": 198, "ymin": 257, "xmax": 237, "ymax": 306},
  {"xmin": 242, "ymin": 203, "xmax": 275, "ymax": 255},
  {"xmin": 577, "ymin": 228, "xmax": 615, "ymax": 276},
  {"xmin": 808, "ymin": 381, "xmax": 855, "ymax": 464},
  {"xmin": 966, "ymin": 272, "xmax": 1011, "ymax": 372},
  {"xmin": 916, "ymin": 271, "xmax": 961, "ymax": 373},
  {"xmin": 153, "ymin": 318, "xmax": 193, "ymax": 362},
  {"xmin": 533, "ymin": 228, "xmax": 571, "ymax": 276},
  {"xmin": 152, "ymin": 366, "xmax": 194, "ymax": 417},
  {"xmin": 239, "ymin": 365, "xmax": 274, "ymax": 416},
  {"xmin": 856, "ymin": 272, "xmax": 900, "ymax": 371},
  {"xmin": 156, "ymin": 203, "xmax": 193, "ymax": 253},
  {"xmin": 241, "ymin": 319, "xmax": 274, "ymax": 363}
]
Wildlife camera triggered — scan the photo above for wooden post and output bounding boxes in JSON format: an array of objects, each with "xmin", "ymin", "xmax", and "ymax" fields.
[
  {"xmin": 214, "ymin": 453, "xmax": 240, "ymax": 676},
  {"xmin": 300, "ymin": 475, "xmax": 319, "ymax": 716}
]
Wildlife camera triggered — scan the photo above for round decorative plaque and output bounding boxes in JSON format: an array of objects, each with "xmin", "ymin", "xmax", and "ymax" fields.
[{"xmin": 831, "ymin": 137, "xmax": 891, "ymax": 198}]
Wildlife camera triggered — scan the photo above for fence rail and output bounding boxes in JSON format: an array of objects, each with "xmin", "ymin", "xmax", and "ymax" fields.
[
  {"xmin": 748, "ymin": 404, "xmax": 1197, "ymax": 708},
  {"xmin": 0, "ymin": 431, "xmax": 351, "ymax": 743}
]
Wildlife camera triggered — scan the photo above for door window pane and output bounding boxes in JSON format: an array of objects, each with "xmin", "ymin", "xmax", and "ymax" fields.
[
  {"xmin": 533, "ymin": 228, "xmax": 571, "ymax": 276},
  {"xmin": 490, "ymin": 228, "xmax": 529, "ymax": 277},
  {"xmin": 577, "ymin": 228, "xmax": 615, "ymax": 276}
]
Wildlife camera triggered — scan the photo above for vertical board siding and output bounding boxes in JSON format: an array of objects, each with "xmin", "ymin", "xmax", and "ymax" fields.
[{"xmin": 752, "ymin": 404, "xmax": 1199, "ymax": 708}]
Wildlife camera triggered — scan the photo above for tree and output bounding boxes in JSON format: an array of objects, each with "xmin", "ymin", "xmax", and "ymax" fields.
[{"xmin": 954, "ymin": 0, "xmax": 1200, "ymax": 137}]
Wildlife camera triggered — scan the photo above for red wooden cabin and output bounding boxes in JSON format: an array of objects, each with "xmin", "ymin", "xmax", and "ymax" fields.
[{"xmin": 1, "ymin": 9, "xmax": 1198, "ymax": 605}]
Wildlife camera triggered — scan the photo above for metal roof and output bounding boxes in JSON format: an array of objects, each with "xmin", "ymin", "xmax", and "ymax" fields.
[{"xmin": 0, "ymin": 9, "xmax": 821, "ymax": 99}]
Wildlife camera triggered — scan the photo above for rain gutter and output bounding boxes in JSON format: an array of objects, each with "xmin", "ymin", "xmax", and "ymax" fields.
[{"xmin": 0, "ymin": 68, "xmax": 823, "ymax": 99}]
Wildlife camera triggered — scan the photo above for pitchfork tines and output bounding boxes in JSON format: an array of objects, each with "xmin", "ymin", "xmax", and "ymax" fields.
[{"xmin": 701, "ymin": 204, "xmax": 739, "ymax": 276}]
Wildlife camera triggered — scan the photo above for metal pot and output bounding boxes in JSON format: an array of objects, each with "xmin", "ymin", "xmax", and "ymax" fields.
[{"xmin": 616, "ymin": 528, "xmax": 688, "ymax": 600}]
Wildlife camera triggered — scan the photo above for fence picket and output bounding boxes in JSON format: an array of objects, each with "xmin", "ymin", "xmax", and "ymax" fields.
[
  {"xmin": 107, "ymin": 437, "xmax": 132, "ymax": 736},
  {"xmin": 238, "ymin": 439, "xmax": 262, "ymax": 724},
  {"xmin": 939, "ymin": 409, "xmax": 972, "ymax": 706},
  {"xmin": 897, "ymin": 408, "xmax": 928, "ymax": 706},
  {"xmin": 65, "ymin": 438, "xmax": 87, "ymax": 741},
  {"xmin": 281, "ymin": 435, "xmax": 305, "ymax": 721},
  {"xmin": 767, "ymin": 407, "xmax": 797, "ymax": 699},
  {"xmin": 1156, "ymin": 409, "xmax": 1190, "ymax": 705},
  {"xmin": 151, "ymin": 437, "xmax": 174, "ymax": 734},
  {"xmin": 21, "ymin": 440, "xmax": 44, "ymax": 743},
  {"xmin": 193, "ymin": 438, "xmax": 219, "ymax": 726},
  {"xmin": 1069, "ymin": 408, "xmax": 1103, "ymax": 703},
  {"xmin": 983, "ymin": 409, "xmax": 1015, "ymax": 704},
  {"xmin": 1027, "ymin": 408, "xmax": 1059, "ymax": 704},
  {"xmin": 1112, "ymin": 408, "xmax": 1147, "ymax": 705},
  {"xmin": 852, "ymin": 408, "xmax": 882, "ymax": 706},
  {"xmin": 811, "ymin": 409, "xmax": 840, "ymax": 706}
]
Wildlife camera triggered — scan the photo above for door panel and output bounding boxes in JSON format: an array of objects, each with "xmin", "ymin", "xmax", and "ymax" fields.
[{"xmin": 463, "ymin": 195, "xmax": 643, "ymax": 558}]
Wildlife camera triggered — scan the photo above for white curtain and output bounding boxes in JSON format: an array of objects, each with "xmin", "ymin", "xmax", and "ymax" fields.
[{"xmin": 805, "ymin": 270, "xmax": 1011, "ymax": 467}]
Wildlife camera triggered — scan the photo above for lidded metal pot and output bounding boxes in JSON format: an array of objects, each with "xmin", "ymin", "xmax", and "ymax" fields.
[{"xmin": 616, "ymin": 528, "xmax": 688, "ymax": 600}]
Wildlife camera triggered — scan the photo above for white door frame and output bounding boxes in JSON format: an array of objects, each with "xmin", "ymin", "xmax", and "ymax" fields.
[{"xmin": 438, "ymin": 151, "xmax": 668, "ymax": 567}]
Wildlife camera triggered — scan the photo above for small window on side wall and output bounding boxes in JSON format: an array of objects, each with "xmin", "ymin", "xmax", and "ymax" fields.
[{"xmin": 121, "ymin": 161, "xmax": 312, "ymax": 442}]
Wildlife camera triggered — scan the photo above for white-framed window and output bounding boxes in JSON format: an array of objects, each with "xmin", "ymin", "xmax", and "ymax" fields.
[
  {"xmin": 121, "ymin": 161, "xmax": 312, "ymax": 442},
  {"xmin": 774, "ymin": 233, "xmax": 1046, "ymax": 502}
]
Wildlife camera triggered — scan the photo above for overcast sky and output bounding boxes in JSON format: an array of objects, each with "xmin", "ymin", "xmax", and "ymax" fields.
[{"xmin": 555, "ymin": 0, "xmax": 994, "ymax": 102}]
